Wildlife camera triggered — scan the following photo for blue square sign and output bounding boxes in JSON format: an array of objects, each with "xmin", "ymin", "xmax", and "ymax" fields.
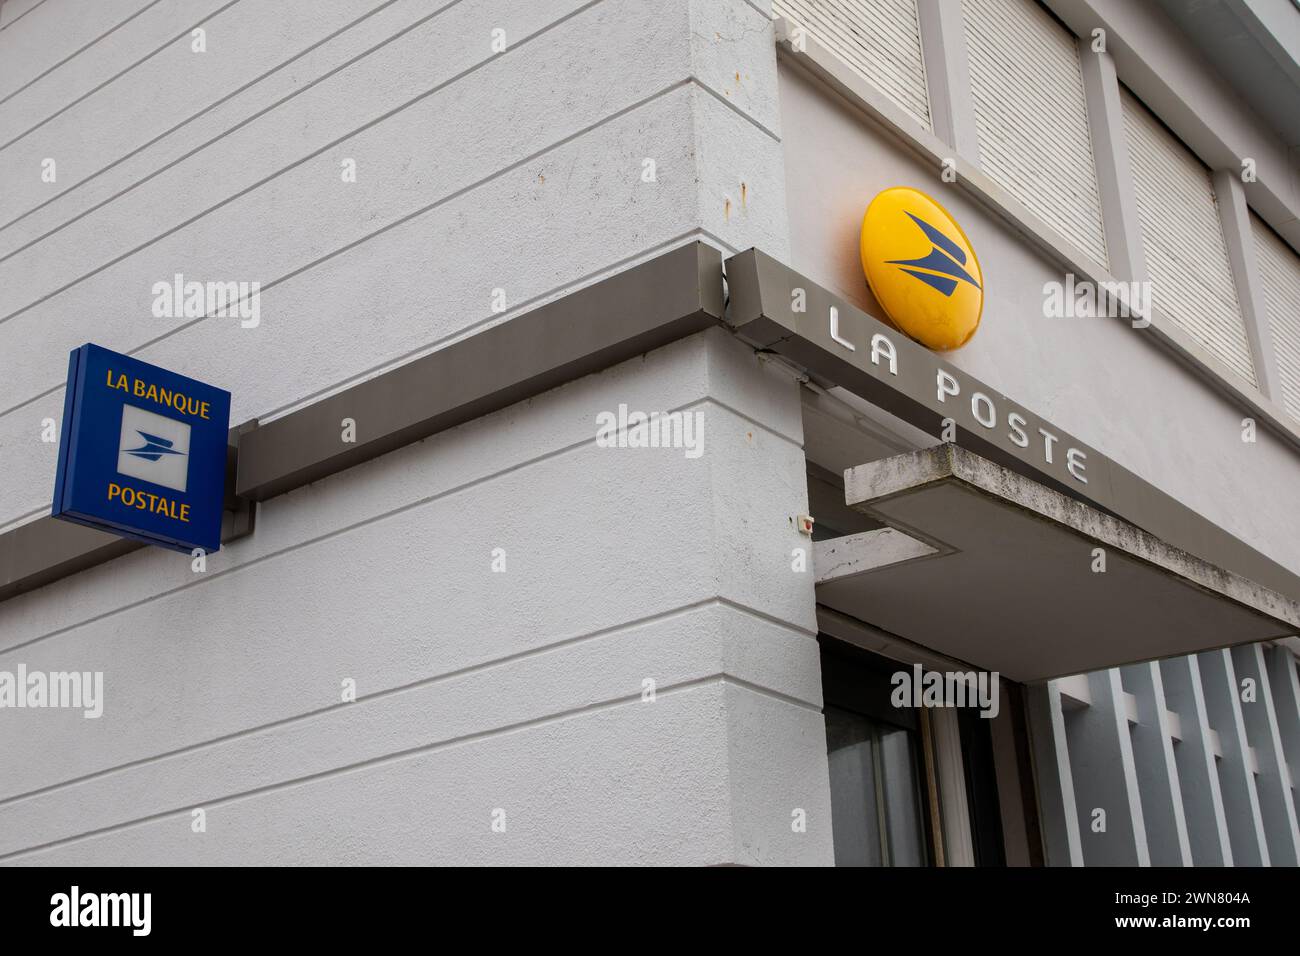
[{"xmin": 52, "ymin": 344, "xmax": 232, "ymax": 554}]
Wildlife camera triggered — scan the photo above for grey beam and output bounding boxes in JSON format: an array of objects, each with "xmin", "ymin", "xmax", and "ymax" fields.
[
  {"xmin": 0, "ymin": 243, "xmax": 723, "ymax": 603},
  {"xmin": 237, "ymin": 242, "xmax": 723, "ymax": 500},
  {"xmin": 929, "ymin": 705, "xmax": 975, "ymax": 866},
  {"xmin": 0, "ymin": 519, "xmax": 143, "ymax": 604},
  {"xmin": 0, "ymin": 425, "xmax": 256, "ymax": 604}
]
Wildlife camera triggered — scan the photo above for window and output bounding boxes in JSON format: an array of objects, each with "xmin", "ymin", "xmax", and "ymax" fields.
[
  {"xmin": 961, "ymin": 0, "xmax": 1108, "ymax": 266},
  {"xmin": 820, "ymin": 638, "xmax": 1015, "ymax": 865},
  {"xmin": 822, "ymin": 643, "xmax": 933, "ymax": 865},
  {"xmin": 1122, "ymin": 89, "xmax": 1256, "ymax": 387},
  {"xmin": 1250, "ymin": 213, "xmax": 1300, "ymax": 421},
  {"xmin": 774, "ymin": 0, "xmax": 932, "ymax": 130}
]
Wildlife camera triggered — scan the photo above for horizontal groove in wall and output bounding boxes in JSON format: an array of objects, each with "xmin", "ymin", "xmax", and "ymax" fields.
[
  {"xmin": 0, "ymin": 0, "xmax": 605, "ymax": 326},
  {"xmin": 0, "ymin": 74, "xmax": 694, "ymax": 421},
  {"xmin": 0, "ymin": 0, "xmax": 409, "ymax": 244},
  {"xmin": 0, "ymin": 0, "xmax": 428, "ymax": 243},
  {"xmin": 0, "ymin": 393, "xmax": 787, "ymax": 654},
  {"xmin": 0, "ymin": 600, "xmax": 817, "ymax": 822},
  {"xmin": 0, "ymin": 675, "xmax": 753, "ymax": 861},
  {"xmin": 0, "ymin": 0, "xmax": 241, "ymax": 152},
  {"xmin": 0, "ymin": 0, "xmax": 160, "ymax": 103},
  {"xmin": 0, "ymin": 0, "xmax": 54, "ymax": 33}
]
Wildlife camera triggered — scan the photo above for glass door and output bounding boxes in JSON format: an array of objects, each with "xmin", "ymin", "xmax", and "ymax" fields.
[
  {"xmin": 821, "ymin": 641, "xmax": 933, "ymax": 866},
  {"xmin": 825, "ymin": 705, "xmax": 931, "ymax": 866}
]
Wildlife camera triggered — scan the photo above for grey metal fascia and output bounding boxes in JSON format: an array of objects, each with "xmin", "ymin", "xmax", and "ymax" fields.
[
  {"xmin": 236, "ymin": 242, "xmax": 724, "ymax": 501},
  {"xmin": 0, "ymin": 243, "xmax": 724, "ymax": 604}
]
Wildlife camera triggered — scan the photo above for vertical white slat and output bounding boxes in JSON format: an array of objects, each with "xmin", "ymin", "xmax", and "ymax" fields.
[
  {"xmin": 929, "ymin": 704, "xmax": 975, "ymax": 865},
  {"xmin": 1213, "ymin": 172, "xmax": 1283, "ymax": 401},
  {"xmin": 1229, "ymin": 644, "xmax": 1300, "ymax": 864},
  {"xmin": 1026, "ymin": 681, "xmax": 1083, "ymax": 865},
  {"xmin": 1079, "ymin": 47, "xmax": 1146, "ymax": 283},
  {"xmin": 960, "ymin": 0, "xmax": 1108, "ymax": 266},
  {"xmin": 774, "ymin": 0, "xmax": 932, "ymax": 129},
  {"xmin": 1159, "ymin": 655, "xmax": 1233, "ymax": 865},
  {"xmin": 1122, "ymin": 89, "xmax": 1257, "ymax": 387},
  {"xmin": 1197, "ymin": 648, "xmax": 1271, "ymax": 865},
  {"xmin": 1120, "ymin": 662, "xmax": 1192, "ymax": 865},
  {"xmin": 1264, "ymin": 645, "xmax": 1300, "ymax": 794},
  {"xmin": 1250, "ymin": 213, "xmax": 1300, "ymax": 421},
  {"xmin": 915, "ymin": 0, "xmax": 979, "ymax": 157},
  {"xmin": 1059, "ymin": 669, "xmax": 1149, "ymax": 865}
]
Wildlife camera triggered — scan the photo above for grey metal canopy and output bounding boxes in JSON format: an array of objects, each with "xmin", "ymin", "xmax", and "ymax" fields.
[{"xmin": 815, "ymin": 444, "xmax": 1300, "ymax": 682}]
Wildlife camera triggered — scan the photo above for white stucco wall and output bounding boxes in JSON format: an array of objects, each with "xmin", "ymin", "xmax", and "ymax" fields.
[
  {"xmin": 2, "ymin": 329, "xmax": 831, "ymax": 864},
  {"xmin": 0, "ymin": 0, "xmax": 835, "ymax": 865}
]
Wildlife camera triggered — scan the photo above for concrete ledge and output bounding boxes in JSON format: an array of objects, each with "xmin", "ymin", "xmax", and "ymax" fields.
[
  {"xmin": 813, "ymin": 528, "xmax": 939, "ymax": 584},
  {"xmin": 819, "ymin": 444, "xmax": 1300, "ymax": 681},
  {"xmin": 846, "ymin": 444, "xmax": 1300, "ymax": 630}
]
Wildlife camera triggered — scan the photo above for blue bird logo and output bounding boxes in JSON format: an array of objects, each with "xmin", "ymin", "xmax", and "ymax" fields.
[
  {"xmin": 122, "ymin": 431, "xmax": 186, "ymax": 463},
  {"xmin": 887, "ymin": 212, "xmax": 982, "ymax": 297}
]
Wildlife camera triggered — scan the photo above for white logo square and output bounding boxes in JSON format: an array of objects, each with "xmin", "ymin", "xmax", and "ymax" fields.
[{"xmin": 117, "ymin": 404, "xmax": 191, "ymax": 493}]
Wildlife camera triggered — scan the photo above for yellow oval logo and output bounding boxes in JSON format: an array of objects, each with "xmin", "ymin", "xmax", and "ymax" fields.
[{"xmin": 860, "ymin": 187, "xmax": 983, "ymax": 350}]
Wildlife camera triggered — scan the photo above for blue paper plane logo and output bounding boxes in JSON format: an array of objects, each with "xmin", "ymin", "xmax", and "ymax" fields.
[
  {"xmin": 887, "ymin": 212, "xmax": 982, "ymax": 297},
  {"xmin": 117, "ymin": 404, "xmax": 192, "ymax": 493},
  {"xmin": 123, "ymin": 430, "xmax": 186, "ymax": 462}
]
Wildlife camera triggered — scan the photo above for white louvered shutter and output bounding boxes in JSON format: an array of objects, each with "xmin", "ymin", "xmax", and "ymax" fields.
[
  {"xmin": 1122, "ymin": 89, "xmax": 1255, "ymax": 387},
  {"xmin": 961, "ymin": 0, "xmax": 1108, "ymax": 266},
  {"xmin": 775, "ymin": 0, "xmax": 931, "ymax": 130},
  {"xmin": 1251, "ymin": 214, "xmax": 1300, "ymax": 420}
]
